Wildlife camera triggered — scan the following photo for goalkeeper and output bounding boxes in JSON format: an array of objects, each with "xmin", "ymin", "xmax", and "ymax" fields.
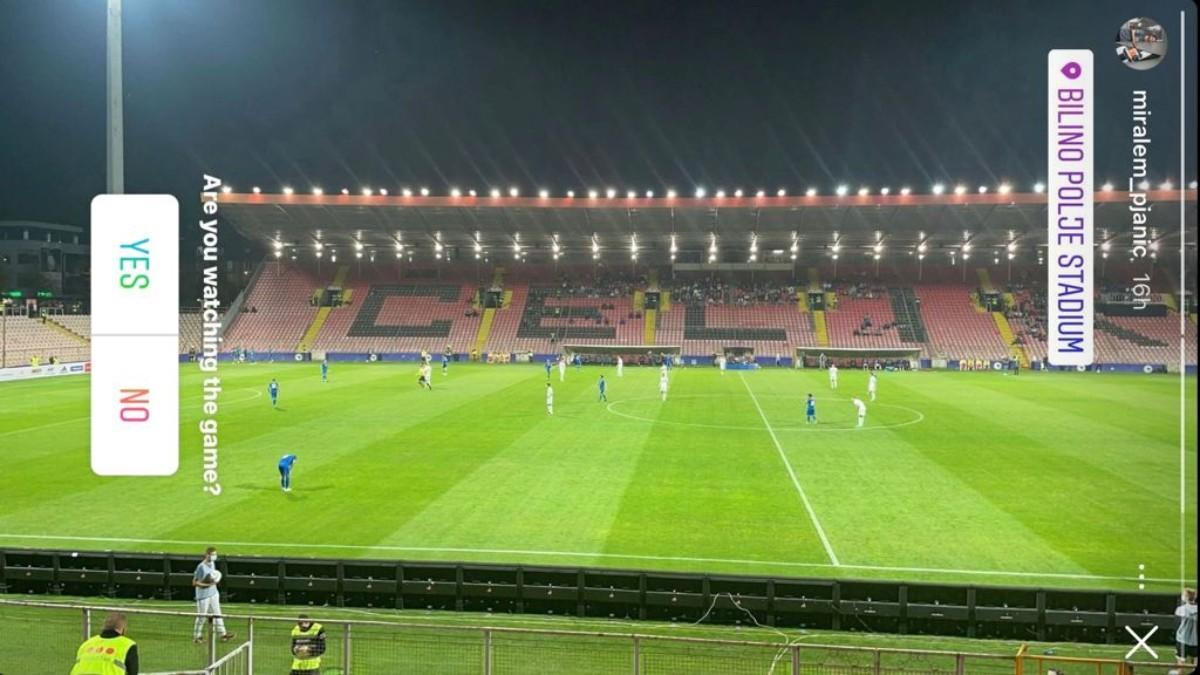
[{"xmin": 290, "ymin": 614, "xmax": 326, "ymax": 675}]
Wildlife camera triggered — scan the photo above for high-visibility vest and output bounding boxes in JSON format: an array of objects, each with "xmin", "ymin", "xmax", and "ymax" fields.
[
  {"xmin": 70, "ymin": 634, "xmax": 135, "ymax": 675},
  {"xmin": 291, "ymin": 622, "xmax": 325, "ymax": 670}
]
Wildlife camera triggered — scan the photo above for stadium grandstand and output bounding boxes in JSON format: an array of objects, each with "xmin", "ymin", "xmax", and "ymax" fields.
[
  {"xmin": 213, "ymin": 186, "xmax": 1198, "ymax": 369},
  {"xmin": 3, "ymin": 187, "xmax": 1195, "ymax": 369}
]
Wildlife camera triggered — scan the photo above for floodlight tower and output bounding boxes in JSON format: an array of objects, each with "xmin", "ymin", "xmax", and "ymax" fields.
[{"xmin": 106, "ymin": 0, "xmax": 124, "ymax": 194}]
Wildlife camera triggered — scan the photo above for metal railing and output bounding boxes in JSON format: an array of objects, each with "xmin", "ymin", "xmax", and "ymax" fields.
[{"xmin": 3, "ymin": 599, "xmax": 1183, "ymax": 674}]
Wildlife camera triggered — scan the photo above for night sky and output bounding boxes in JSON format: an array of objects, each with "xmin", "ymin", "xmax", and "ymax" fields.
[{"xmin": 0, "ymin": 0, "xmax": 1195, "ymax": 242}]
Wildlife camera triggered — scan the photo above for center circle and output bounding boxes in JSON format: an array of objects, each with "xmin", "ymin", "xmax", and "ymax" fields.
[{"xmin": 605, "ymin": 393, "xmax": 924, "ymax": 432}]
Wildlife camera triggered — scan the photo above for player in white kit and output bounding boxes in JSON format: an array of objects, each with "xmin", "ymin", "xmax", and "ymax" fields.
[
  {"xmin": 546, "ymin": 382, "xmax": 554, "ymax": 415},
  {"xmin": 616, "ymin": 355, "xmax": 624, "ymax": 377},
  {"xmin": 718, "ymin": 355, "xmax": 726, "ymax": 375},
  {"xmin": 829, "ymin": 364, "xmax": 838, "ymax": 389},
  {"xmin": 558, "ymin": 356, "xmax": 567, "ymax": 382},
  {"xmin": 852, "ymin": 397, "xmax": 867, "ymax": 427},
  {"xmin": 867, "ymin": 372, "xmax": 877, "ymax": 401},
  {"xmin": 659, "ymin": 371, "xmax": 669, "ymax": 401}
]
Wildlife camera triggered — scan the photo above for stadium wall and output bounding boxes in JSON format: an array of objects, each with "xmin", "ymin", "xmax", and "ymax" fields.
[{"xmin": 0, "ymin": 548, "xmax": 1178, "ymax": 647}]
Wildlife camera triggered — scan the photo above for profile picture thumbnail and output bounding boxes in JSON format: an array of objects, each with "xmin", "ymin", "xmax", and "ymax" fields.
[{"xmin": 1116, "ymin": 17, "xmax": 1167, "ymax": 70}]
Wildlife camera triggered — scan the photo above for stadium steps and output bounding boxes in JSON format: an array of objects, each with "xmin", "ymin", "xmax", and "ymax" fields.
[
  {"xmin": 643, "ymin": 309, "xmax": 657, "ymax": 344},
  {"xmin": 295, "ymin": 265, "xmax": 348, "ymax": 351},
  {"xmin": 1162, "ymin": 293, "xmax": 1178, "ymax": 312},
  {"xmin": 887, "ymin": 288, "xmax": 927, "ymax": 343},
  {"xmin": 991, "ymin": 311, "xmax": 1029, "ymax": 367},
  {"xmin": 796, "ymin": 290, "xmax": 808, "ymax": 313},
  {"xmin": 813, "ymin": 310, "xmax": 829, "ymax": 346},
  {"xmin": 331, "ymin": 265, "xmax": 350, "ymax": 287},
  {"xmin": 1095, "ymin": 318, "xmax": 1167, "ymax": 347},
  {"xmin": 806, "ymin": 267, "xmax": 820, "ymax": 291},
  {"xmin": 969, "ymin": 290, "xmax": 987, "ymax": 313},
  {"xmin": 492, "ymin": 267, "xmax": 505, "ymax": 288},
  {"xmin": 1191, "ymin": 313, "xmax": 1197, "ymax": 325},
  {"xmin": 976, "ymin": 268, "xmax": 995, "ymax": 292},
  {"xmin": 474, "ymin": 308, "xmax": 496, "ymax": 354},
  {"xmin": 661, "ymin": 291, "xmax": 671, "ymax": 312},
  {"xmin": 44, "ymin": 317, "xmax": 90, "ymax": 344},
  {"xmin": 342, "ymin": 288, "xmax": 354, "ymax": 304},
  {"xmin": 296, "ymin": 307, "xmax": 332, "ymax": 352},
  {"xmin": 633, "ymin": 290, "xmax": 645, "ymax": 310},
  {"xmin": 502, "ymin": 289, "xmax": 513, "ymax": 309}
]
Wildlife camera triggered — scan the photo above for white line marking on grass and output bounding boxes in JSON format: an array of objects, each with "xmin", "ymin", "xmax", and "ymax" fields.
[
  {"xmin": 738, "ymin": 374, "xmax": 840, "ymax": 566},
  {"xmin": 0, "ymin": 389, "xmax": 263, "ymax": 439},
  {"xmin": 0, "ymin": 416, "xmax": 87, "ymax": 438},
  {"xmin": 0, "ymin": 533, "xmax": 1172, "ymax": 585}
]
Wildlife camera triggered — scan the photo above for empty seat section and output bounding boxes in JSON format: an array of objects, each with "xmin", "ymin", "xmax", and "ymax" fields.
[{"xmin": 915, "ymin": 285, "xmax": 1008, "ymax": 360}]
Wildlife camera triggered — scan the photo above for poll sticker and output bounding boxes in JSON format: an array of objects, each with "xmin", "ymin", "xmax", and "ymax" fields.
[{"xmin": 90, "ymin": 195, "xmax": 179, "ymax": 476}]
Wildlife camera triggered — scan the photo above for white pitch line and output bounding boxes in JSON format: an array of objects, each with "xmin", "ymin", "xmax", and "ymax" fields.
[
  {"xmin": 739, "ymin": 374, "xmax": 840, "ymax": 566},
  {"xmin": 0, "ymin": 416, "xmax": 87, "ymax": 438},
  {"xmin": 0, "ymin": 389, "xmax": 263, "ymax": 440},
  {"xmin": 0, "ymin": 533, "xmax": 1172, "ymax": 584}
]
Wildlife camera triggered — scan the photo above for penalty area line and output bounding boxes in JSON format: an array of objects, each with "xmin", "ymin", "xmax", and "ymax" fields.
[
  {"xmin": 0, "ymin": 533, "xmax": 1169, "ymax": 584},
  {"xmin": 739, "ymin": 373, "xmax": 840, "ymax": 566}
]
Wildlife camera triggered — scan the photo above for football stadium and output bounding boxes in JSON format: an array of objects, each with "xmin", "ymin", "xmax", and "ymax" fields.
[{"xmin": 1, "ymin": 1, "xmax": 1197, "ymax": 674}]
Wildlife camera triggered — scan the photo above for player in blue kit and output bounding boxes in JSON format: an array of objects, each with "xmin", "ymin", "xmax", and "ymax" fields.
[
  {"xmin": 278, "ymin": 453, "xmax": 297, "ymax": 492},
  {"xmin": 320, "ymin": 358, "xmax": 329, "ymax": 383},
  {"xmin": 268, "ymin": 379, "xmax": 279, "ymax": 407},
  {"xmin": 805, "ymin": 393, "xmax": 817, "ymax": 424},
  {"xmin": 442, "ymin": 350, "xmax": 450, "ymax": 376},
  {"xmin": 545, "ymin": 358, "xmax": 553, "ymax": 379},
  {"xmin": 598, "ymin": 375, "xmax": 608, "ymax": 402}
]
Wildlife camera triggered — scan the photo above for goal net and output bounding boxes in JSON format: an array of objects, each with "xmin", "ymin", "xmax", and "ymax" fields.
[
  {"xmin": 794, "ymin": 347, "xmax": 921, "ymax": 370},
  {"xmin": 563, "ymin": 344, "xmax": 682, "ymax": 366}
]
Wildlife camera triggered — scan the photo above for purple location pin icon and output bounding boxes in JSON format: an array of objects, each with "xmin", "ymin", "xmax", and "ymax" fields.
[{"xmin": 1061, "ymin": 62, "xmax": 1082, "ymax": 79}]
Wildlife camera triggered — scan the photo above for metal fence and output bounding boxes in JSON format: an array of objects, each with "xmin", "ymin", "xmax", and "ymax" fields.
[{"xmin": 1, "ymin": 600, "xmax": 1183, "ymax": 675}]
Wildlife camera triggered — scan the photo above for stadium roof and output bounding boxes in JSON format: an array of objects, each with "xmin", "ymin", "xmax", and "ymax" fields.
[{"xmin": 220, "ymin": 188, "xmax": 1197, "ymax": 262}]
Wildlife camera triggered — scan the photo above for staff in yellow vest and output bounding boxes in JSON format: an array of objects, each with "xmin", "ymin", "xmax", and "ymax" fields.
[
  {"xmin": 290, "ymin": 614, "xmax": 327, "ymax": 675},
  {"xmin": 70, "ymin": 612, "xmax": 139, "ymax": 675}
]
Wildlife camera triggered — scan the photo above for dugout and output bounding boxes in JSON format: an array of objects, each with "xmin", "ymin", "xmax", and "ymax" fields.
[
  {"xmin": 795, "ymin": 347, "xmax": 920, "ymax": 370},
  {"xmin": 563, "ymin": 343, "xmax": 680, "ymax": 367}
]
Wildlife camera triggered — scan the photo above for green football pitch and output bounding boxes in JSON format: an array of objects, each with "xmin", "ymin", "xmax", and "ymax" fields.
[{"xmin": 0, "ymin": 362, "xmax": 1195, "ymax": 591}]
